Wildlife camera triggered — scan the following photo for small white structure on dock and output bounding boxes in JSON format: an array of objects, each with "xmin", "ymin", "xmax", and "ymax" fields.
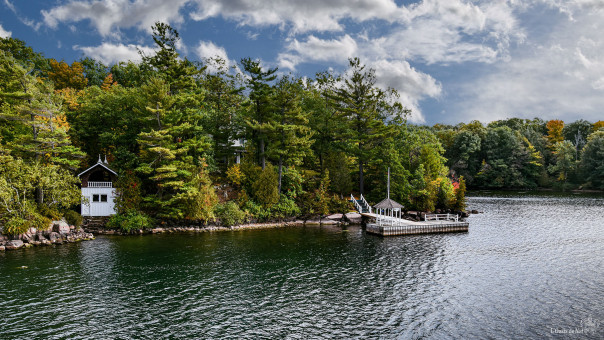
[{"xmin": 78, "ymin": 156, "xmax": 117, "ymax": 217}]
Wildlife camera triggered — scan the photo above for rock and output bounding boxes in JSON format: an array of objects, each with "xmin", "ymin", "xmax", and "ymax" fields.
[
  {"xmin": 48, "ymin": 232, "xmax": 61, "ymax": 243},
  {"xmin": 319, "ymin": 219, "xmax": 339, "ymax": 225},
  {"xmin": 151, "ymin": 228, "xmax": 165, "ymax": 234},
  {"xmin": 5, "ymin": 240, "xmax": 24, "ymax": 250},
  {"xmin": 344, "ymin": 212, "xmax": 362, "ymax": 224},
  {"xmin": 28, "ymin": 227, "xmax": 37, "ymax": 234},
  {"xmin": 0, "ymin": 245, "xmax": 4, "ymax": 251},
  {"xmin": 52, "ymin": 220, "xmax": 70, "ymax": 234},
  {"xmin": 36, "ymin": 232, "xmax": 48, "ymax": 242},
  {"xmin": 326, "ymin": 213, "xmax": 343, "ymax": 221},
  {"xmin": 471, "ymin": 210, "xmax": 478, "ymax": 214}
]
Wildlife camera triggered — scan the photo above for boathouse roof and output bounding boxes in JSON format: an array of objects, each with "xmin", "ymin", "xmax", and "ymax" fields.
[
  {"xmin": 374, "ymin": 198, "xmax": 404, "ymax": 210},
  {"xmin": 77, "ymin": 156, "xmax": 117, "ymax": 178}
]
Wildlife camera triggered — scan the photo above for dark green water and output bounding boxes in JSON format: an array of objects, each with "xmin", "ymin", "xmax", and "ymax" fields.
[{"xmin": 1, "ymin": 194, "xmax": 603, "ymax": 339}]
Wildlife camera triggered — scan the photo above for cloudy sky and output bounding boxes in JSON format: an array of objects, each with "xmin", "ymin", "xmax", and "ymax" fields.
[{"xmin": 1, "ymin": 0, "xmax": 603, "ymax": 125}]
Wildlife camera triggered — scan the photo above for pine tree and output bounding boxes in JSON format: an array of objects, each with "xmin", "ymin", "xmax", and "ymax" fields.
[
  {"xmin": 267, "ymin": 76, "xmax": 313, "ymax": 193},
  {"xmin": 241, "ymin": 58, "xmax": 277, "ymax": 169},
  {"xmin": 326, "ymin": 58, "xmax": 400, "ymax": 195}
]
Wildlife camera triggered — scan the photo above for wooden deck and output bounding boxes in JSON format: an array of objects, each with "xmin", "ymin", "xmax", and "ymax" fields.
[{"xmin": 363, "ymin": 213, "xmax": 469, "ymax": 236}]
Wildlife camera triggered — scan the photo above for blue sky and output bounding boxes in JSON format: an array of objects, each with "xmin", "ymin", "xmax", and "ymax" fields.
[{"xmin": 1, "ymin": 0, "xmax": 603, "ymax": 125}]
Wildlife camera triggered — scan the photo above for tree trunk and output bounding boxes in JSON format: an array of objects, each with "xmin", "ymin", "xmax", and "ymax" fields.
[
  {"xmin": 260, "ymin": 138, "xmax": 265, "ymax": 170},
  {"xmin": 359, "ymin": 161, "xmax": 364, "ymax": 195}
]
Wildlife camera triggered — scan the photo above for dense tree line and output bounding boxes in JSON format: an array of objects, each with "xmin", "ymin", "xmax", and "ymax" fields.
[
  {"xmin": 433, "ymin": 118, "xmax": 604, "ymax": 191},
  {"xmin": 5, "ymin": 23, "xmax": 602, "ymax": 234}
]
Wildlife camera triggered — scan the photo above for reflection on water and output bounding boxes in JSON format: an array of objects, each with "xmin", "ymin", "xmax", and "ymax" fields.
[{"xmin": 0, "ymin": 194, "xmax": 602, "ymax": 339}]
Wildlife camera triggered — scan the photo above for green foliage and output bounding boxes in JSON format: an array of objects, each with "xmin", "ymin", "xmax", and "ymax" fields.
[
  {"xmin": 435, "ymin": 177, "xmax": 455, "ymax": 210},
  {"xmin": 453, "ymin": 176, "xmax": 467, "ymax": 211},
  {"xmin": 0, "ymin": 148, "xmax": 80, "ymax": 234},
  {"xmin": 215, "ymin": 201, "xmax": 246, "ymax": 227},
  {"xmin": 271, "ymin": 195, "xmax": 301, "ymax": 220},
  {"xmin": 251, "ymin": 163, "xmax": 279, "ymax": 208},
  {"xmin": 580, "ymin": 131, "xmax": 604, "ymax": 189},
  {"xmin": 281, "ymin": 166, "xmax": 304, "ymax": 199},
  {"xmin": 114, "ymin": 170, "xmax": 142, "ymax": 214},
  {"xmin": 548, "ymin": 140, "xmax": 577, "ymax": 185},
  {"xmin": 177, "ymin": 166, "xmax": 218, "ymax": 221},
  {"xmin": 241, "ymin": 200, "xmax": 271, "ymax": 221},
  {"xmin": 64, "ymin": 210, "xmax": 83, "ymax": 227},
  {"xmin": 107, "ymin": 211, "xmax": 153, "ymax": 232}
]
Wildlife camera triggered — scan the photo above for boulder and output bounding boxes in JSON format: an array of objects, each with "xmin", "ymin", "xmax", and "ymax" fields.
[
  {"xmin": 344, "ymin": 212, "xmax": 362, "ymax": 224},
  {"xmin": 471, "ymin": 210, "xmax": 478, "ymax": 214},
  {"xmin": 326, "ymin": 213, "xmax": 343, "ymax": 221},
  {"xmin": 0, "ymin": 245, "xmax": 4, "ymax": 251},
  {"xmin": 52, "ymin": 221, "xmax": 70, "ymax": 234},
  {"xmin": 48, "ymin": 232, "xmax": 61, "ymax": 243},
  {"xmin": 5, "ymin": 240, "xmax": 24, "ymax": 250},
  {"xmin": 319, "ymin": 219, "xmax": 339, "ymax": 225}
]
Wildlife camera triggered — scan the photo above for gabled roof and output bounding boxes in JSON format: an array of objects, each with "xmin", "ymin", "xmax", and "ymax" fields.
[
  {"xmin": 78, "ymin": 159, "xmax": 117, "ymax": 177},
  {"xmin": 374, "ymin": 198, "xmax": 404, "ymax": 210}
]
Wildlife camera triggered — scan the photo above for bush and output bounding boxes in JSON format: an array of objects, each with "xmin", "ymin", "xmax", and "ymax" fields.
[
  {"xmin": 329, "ymin": 195, "xmax": 353, "ymax": 214},
  {"xmin": 64, "ymin": 210, "xmax": 83, "ymax": 227},
  {"xmin": 215, "ymin": 201, "xmax": 246, "ymax": 227},
  {"xmin": 252, "ymin": 163, "xmax": 279, "ymax": 207},
  {"xmin": 107, "ymin": 211, "xmax": 152, "ymax": 232},
  {"xmin": 271, "ymin": 196, "xmax": 300, "ymax": 219},
  {"xmin": 242, "ymin": 200, "xmax": 271, "ymax": 222}
]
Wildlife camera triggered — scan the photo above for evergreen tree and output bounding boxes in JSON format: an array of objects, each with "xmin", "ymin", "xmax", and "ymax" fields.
[
  {"xmin": 326, "ymin": 58, "xmax": 401, "ymax": 195},
  {"xmin": 241, "ymin": 57, "xmax": 277, "ymax": 169},
  {"xmin": 267, "ymin": 75, "xmax": 313, "ymax": 193}
]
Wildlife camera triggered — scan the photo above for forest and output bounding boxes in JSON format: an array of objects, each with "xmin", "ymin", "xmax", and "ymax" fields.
[{"xmin": 1, "ymin": 23, "xmax": 603, "ymax": 235}]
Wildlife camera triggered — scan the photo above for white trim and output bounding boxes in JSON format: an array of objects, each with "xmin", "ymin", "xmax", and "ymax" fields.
[{"xmin": 78, "ymin": 161, "xmax": 117, "ymax": 177}]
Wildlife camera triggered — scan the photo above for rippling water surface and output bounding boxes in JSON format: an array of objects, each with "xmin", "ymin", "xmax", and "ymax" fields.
[{"xmin": 1, "ymin": 193, "xmax": 603, "ymax": 339}]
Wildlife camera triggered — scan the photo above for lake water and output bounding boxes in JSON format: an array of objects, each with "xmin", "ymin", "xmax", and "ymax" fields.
[{"xmin": 1, "ymin": 193, "xmax": 602, "ymax": 339}]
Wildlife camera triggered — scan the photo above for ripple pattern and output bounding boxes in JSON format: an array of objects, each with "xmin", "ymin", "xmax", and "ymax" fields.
[{"xmin": 0, "ymin": 193, "xmax": 602, "ymax": 339}]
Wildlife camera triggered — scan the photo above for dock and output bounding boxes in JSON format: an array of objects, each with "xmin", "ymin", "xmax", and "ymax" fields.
[{"xmin": 352, "ymin": 194, "xmax": 469, "ymax": 236}]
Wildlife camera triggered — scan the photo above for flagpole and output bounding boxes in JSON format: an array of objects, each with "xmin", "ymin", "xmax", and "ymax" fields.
[{"xmin": 387, "ymin": 167, "xmax": 390, "ymax": 199}]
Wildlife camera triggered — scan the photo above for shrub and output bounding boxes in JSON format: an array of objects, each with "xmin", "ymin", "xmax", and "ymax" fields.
[
  {"xmin": 329, "ymin": 195, "xmax": 353, "ymax": 214},
  {"xmin": 107, "ymin": 211, "xmax": 152, "ymax": 232},
  {"xmin": 242, "ymin": 200, "xmax": 271, "ymax": 222},
  {"xmin": 271, "ymin": 196, "xmax": 300, "ymax": 219},
  {"xmin": 215, "ymin": 201, "xmax": 246, "ymax": 227},
  {"xmin": 64, "ymin": 210, "xmax": 83, "ymax": 227},
  {"xmin": 252, "ymin": 163, "xmax": 279, "ymax": 208},
  {"xmin": 114, "ymin": 170, "xmax": 142, "ymax": 214},
  {"xmin": 452, "ymin": 176, "xmax": 467, "ymax": 211}
]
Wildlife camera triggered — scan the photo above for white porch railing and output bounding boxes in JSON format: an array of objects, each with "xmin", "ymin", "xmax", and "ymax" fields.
[
  {"xmin": 424, "ymin": 213, "xmax": 459, "ymax": 222},
  {"xmin": 88, "ymin": 181, "xmax": 112, "ymax": 188}
]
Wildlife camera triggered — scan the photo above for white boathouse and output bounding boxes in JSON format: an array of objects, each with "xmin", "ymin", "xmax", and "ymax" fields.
[{"xmin": 78, "ymin": 156, "xmax": 117, "ymax": 216}]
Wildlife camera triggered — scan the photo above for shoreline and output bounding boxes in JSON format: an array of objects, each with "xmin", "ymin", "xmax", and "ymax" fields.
[{"xmin": 84, "ymin": 218, "xmax": 348, "ymax": 236}]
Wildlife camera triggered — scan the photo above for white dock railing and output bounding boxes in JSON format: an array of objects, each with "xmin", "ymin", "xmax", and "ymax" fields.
[
  {"xmin": 88, "ymin": 181, "xmax": 112, "ymax": 188},
  {"xmin": 424, "ymin": 213, "xmax": 459, "ymax": 222},
  {"xmin": 376, "ymin": 215, "xmax": 407, "ymax": 227}
]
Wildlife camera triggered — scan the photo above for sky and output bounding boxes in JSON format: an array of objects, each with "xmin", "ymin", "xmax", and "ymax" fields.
[{"xmin": 1, "ymin": 0, "xmax": 603, "ymax": 125}]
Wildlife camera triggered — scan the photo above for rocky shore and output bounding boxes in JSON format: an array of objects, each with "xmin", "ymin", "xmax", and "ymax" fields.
[
  {"xmin": 82, "ymin": 210, "xmax": 474, "ymax": 236},
  {"xmin": 0, "ymin": 220, "xmax": 95, "ymax": 251}
]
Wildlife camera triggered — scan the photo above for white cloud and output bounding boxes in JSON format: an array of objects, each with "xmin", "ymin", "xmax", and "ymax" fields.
[
  {"xmin": 453, "ymin": 7, "xmax": 604, "ymax": 123},
  {"xmin": 42, "ymin": 0, "xmax": 189, "ymax": 37},
  {"xmin": 278, "ymin": 35, "xmax": 358, "ymax": 70},
  {"xmin": 0, "ymin": 24, "xmax": 11, "ymax": 38},
  {"xmin": 74, "ymin": 43, "xmax": 156, "ymax": 65},
  {"xmin": 371, "ymin": 60, "xmax": 442, "ymax": 123},
  {"xmin": 191, "ymin": 0, "xmax": 403, "ymax": 33},
  {"xmin": 195, "ymin": 40, "xmax": 236, "ymax": 72}
]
